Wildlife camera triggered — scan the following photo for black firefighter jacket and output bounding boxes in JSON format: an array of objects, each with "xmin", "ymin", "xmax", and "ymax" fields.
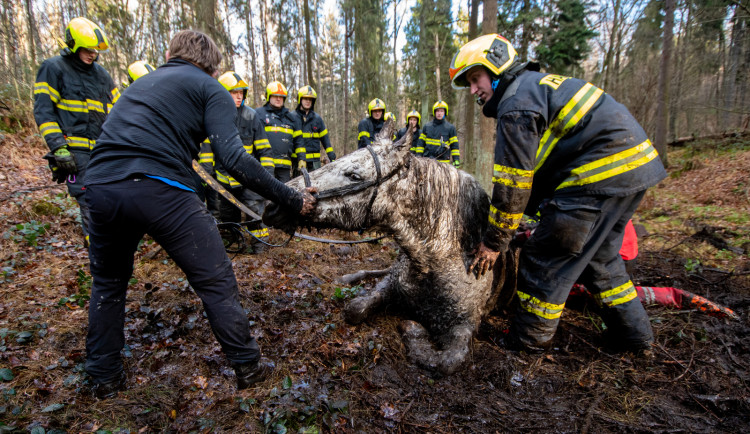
[
  {"xmin": 417, "ymin": 118, "xmax": 460, "ymax": 163},
  {"xmin": 357, "ymin": 117, "xmax": 384, "ymax": 149},
  {"xmin": 255, "ymin": 104, "xmax": 304, "ymax": 169},
  {"xmin": 482, "ymin": 70, "xmax": 667, "ymax": 252},
  {"xmin": 34, "ymin": 49, "xmax": 119, "ymax": 153},
  {"xmin": 293, "ymin": 108, "xmax": 336, "ymax": 163},
  {"xmin": 395, "ymin": 126, "xmax": 422, "ymax": 154}
]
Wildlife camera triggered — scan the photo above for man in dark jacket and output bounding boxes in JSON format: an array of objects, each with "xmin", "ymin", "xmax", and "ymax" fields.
[
  {"xmin": 357, "ymin": 98, "xmax": 386, "ymax": 149},
  {"xmin": 292, "ymin": 85, "xmax": 336, "ymax": 172},
  {"xmin": 33, "ymin": 17, "xmax": 118, "ymax": 246},
  {"xmin": 83, "ymin": 30, "xmax": 317, "ymax": 398},
  {"xmin": 396, "ymin": 110, "xmax": 422, "ymax": 154},
  {"xmin": 451, "ymin": 34, "xmax": 666, "ymax": 354},
  {"xmin": 255, "ymin": 82, "xmax": 304, "ymax": 183},
  {"xmin": 417, "ymin": 101, "xmax": 461, "ymax": 166}
]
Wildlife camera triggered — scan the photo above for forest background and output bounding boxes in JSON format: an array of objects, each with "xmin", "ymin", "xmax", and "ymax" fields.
[{"xmin": 1, "ymin": 0, "xmax": 749, "ymax": 189}]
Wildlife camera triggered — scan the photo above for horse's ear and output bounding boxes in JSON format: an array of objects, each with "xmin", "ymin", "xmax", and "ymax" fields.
[
  {"xmin": 393, "ymin": 125, "xmax": 414, "ymax": 151},
  {"xmin": 376, "ymin": 119, "xmax": 397, "ymax": 142}
]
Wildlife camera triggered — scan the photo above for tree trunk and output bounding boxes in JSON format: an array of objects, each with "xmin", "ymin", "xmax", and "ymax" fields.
[
  {"xmin": 723, "ymin": 6, "xmax": 742, "ymax": 129},
  {"xmin": 24, "ymin": 0, "xmax": 42, "ymax": 65},
  {"xmin": 304, "ymin": 0, "xmax": 314, "ymax": 87},
  {"xmin": 602, "ymin": 0, "xmax": 621, "ymax": 90},
  {"xmin": 245, "ymin": 2, "xmax": 261, "ymax": 107},
  {"xmin": 434, "ymin": 32, "xmax": 441, "ymax": 100},
  {"xmin": 418, "ymin": 0, "xmax": 428, "ymax": 118},
  {"xmin": 477, "ymin": 0, "xmax": 498, "ymax": 192},
  {"xmin": 343, "ymin": 6, "xmax": 351, "ymax": 155},
  {"xmin": 463, "ymin": 0, "xmax": 479, "ymax": 176},
  {"xmin": 654, "ymin": 0, "xmax": 673, "ymax": 167},
  {"xmin": 259, "ymin": 0, "xmax": 270, "ymax": 86},
  {"xmin": 519, "ymin": 0, "xmax": 530, "ymax": 61}
]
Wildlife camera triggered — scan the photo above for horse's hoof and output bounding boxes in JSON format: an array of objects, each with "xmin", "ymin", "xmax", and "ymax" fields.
[
  {"xmin": 398, "ymin": 320, "xmax": 428, "ymax": 340},
  {"xmin": 343, "ymin": 297, "xmax": 370, "ymax": 324}
]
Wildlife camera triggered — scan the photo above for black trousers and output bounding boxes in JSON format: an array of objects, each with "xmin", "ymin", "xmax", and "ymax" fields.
[
  {"xmin": 511, "ymin": 191, "xmax": 653, "ymax": 349},
  {"xmin": 85, "ymin": 177, "xmax": 260, "ymax": 383}
]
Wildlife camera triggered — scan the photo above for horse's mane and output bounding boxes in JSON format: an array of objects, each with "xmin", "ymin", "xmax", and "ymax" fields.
[{"xmin": 395, "ymin": 154, "xmax": 489, "ymax": 253}]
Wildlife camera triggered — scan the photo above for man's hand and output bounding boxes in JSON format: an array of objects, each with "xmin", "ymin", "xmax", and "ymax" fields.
[
  {"xmin": 54, "ymin": 147, "xmax": 77, "ymax": 173},
  {"xmin": 452, "ymin": 160, "xmax": 461, "ymax": 169},
  {"xmin": 297, "ymin": 160, "xmax": 307, "ymax": 171},
  {"xmin": 299, "ymin": 187, "xmax": 318, "ymax": 216},
  {"xmin": 468, "ymin": 242, "xmax": 500, "ymax": 276}
]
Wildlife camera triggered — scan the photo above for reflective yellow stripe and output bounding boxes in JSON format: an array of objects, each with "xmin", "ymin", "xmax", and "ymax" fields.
[
  {"xmin": 302, "ymin": 129, "xmax": 329, "ymax": 139},
  {"xmin": 293, "ymin": 130, "xmax": 302, "ymax": 138},
  {"xmin": 66, "ymin": 136, "xmax": 95, "ymax": 150},
  {"xmin": 451, "ymin": 149, "xmax": 460, "ymax": 156},
  {"xmin": 260, "ymin": 156, "xmax": 275, "ymax": 167},
  {"xmin": 306, "ymin": 153, "xmax": 321, "ymax": 158},
  {"xmin": 106, "ymin": 103, "xmax": 113, "ymax": 112},
  {"xmin": 319, "ymin": 129, "xmax": 328, "ymax": 137},
  {"xmin": 358, "ymin": 131, "xmax": 370, "ymax": 140},
  {"xmin": 517, "ymin": 291, "xmax": 565, "ymax": 319},
  {"xmin": 111, "ymin": 88, "xmax": 120, "ymax": 104},
  {"xmin": 265, "ymin": 126, "xmax": 294, "ymax": 135},
  {"xmin": 488, "ymin": 205, "xmax": 522, "ymax": 230},
  {"xmin": 597, "ymin": 281, "xmax": 638, "ymax": 307},
  {"xmin": 34, "ymin": 82, "xmax": 60, "ymax": 102},
  {"xmin": 294, "ymin": 147, "xmax": 306, "ymax": 154},
  {"xmin": 438, "ymin": 159, "xmax": 450, "ymax": 163},
  {"xmin": 448, "ymin": 136, "xmax": 458, "ymax": 144},
  {"xmin": 325, "ymin": 147, "xmax": 333, "ymax": 153},
  {"xmin": 243, "ymin": 145, "xmax": 254, "ymax": 153},
  {"xmin": 556, "ymin": 140, "xmax": 659, "ymax": 190},
  {"xmin": 254, "ymin": 139, "xmax": 271, "ymax": 149},
  {"xmin": 492, "ymin": 164, "xmax": 533, "ymax": 189},
  {"xmin": 216, "ymin": 171, "xmax": 241, "ymax": 187},
  {"xmin": 198, "ymin": 156, "xmax": 213, "ymax": 164},
  {"xmin": 413, "ymin": 147, "xmax": 424, "ymax": 153},
  {"xmin": 535, "ymin": 83, "xmax": 604, "ymax": 171},
  {"xmin": 273, "ymin": 158, "xmax": 291, "ymax": 167},
  {"xmin": 55, "ymin": 99, "xmax": 106, "ymax": 114},
  {"xmin": 250, "ymin": 228, "xmax": 269, "ymax": 237},
  {"xmin": 39, "ymin": 121, "xmax": 62, "ymax": 137}
]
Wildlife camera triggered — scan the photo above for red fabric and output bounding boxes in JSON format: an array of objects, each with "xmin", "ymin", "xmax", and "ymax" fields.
[
  {"xmin": 635, "ymin": 286, "xmax": 682, "ymax": 308},
  {"xmin": 620, "ymin": 220, "xmax": 638, "ymax": 260}
]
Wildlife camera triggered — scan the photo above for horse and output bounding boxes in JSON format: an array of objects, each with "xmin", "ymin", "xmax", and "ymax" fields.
[{"xmin": 264, "ymin": 121, "xmax": 516, "ymax": 375}]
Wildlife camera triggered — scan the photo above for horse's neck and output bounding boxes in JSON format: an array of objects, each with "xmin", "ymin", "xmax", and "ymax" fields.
[{"xmin": 384, "ymin": 158, "xmax": 476, "ymax": 266}]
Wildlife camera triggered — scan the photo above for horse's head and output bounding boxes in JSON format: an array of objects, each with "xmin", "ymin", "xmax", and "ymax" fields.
[{"xmin": 264, "ymin": 120, "xmax": 414, "ymax": 232}]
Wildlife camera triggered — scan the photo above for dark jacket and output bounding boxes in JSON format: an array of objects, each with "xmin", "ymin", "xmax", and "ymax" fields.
[
  {"xmin": 482, "ymin": 70, "xmax": 667, "ymax": 251},
  {"xmin": 357, "ymin": 117, "xmax": 384, "ymax": 149},
  {"xmin": 293, "ymin": 108, "xmax": 336, "ymax": 162},
  {"xmin": 85, "ymin": 59, "xmax": 302, "ymax": 212},
  {"xmin": 396, "ymin": 126, "xmax": 422, "ymax": 154},
  {"xmin": 255, "ymin": 104, "xmax": 304, "ymax": 169},
  {"xmin": 417, "ymin": 119, "xmax": 460, "ymax": 163},
  {"xmin": 214, "ymin": 105, "xmax": 275, "ymax": 187},
  {"xmin": 34, "ymin": 49, "xmax": 118, "ymax": 152}
]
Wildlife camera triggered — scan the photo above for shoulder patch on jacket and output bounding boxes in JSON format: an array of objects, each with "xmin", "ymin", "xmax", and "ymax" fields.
[{"xmin": 539, "ymin": 74, "xmax": 569, "ymax": 89}]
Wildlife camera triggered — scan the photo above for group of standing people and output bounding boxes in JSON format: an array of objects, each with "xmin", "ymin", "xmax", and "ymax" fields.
[{"xmin": 33, "ymin": 17, "xmax": 665, "ymax": 399}]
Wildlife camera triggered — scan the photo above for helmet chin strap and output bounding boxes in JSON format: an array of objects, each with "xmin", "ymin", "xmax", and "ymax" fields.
[{"xmin": 476, "ymin": 78, "xmax": 501, "ymax": 106}]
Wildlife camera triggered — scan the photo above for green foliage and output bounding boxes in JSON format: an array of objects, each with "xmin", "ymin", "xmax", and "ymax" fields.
[
  {"xmin": 536, "ymin": 0, "xmax": 598, "ymax": 75},
  {"xmin": 4, "ymin": 221, "xmax": 50, "ymax": 247},
  {"xmin": 262, "ymin": 376, "xmax": 347, "ymax": 433},
  {"xmin": 684, "ymin": 258, "xmax": 702, "ymax": 274},
  {"xmin": 331, "ymin": 285, "xmax": 361, "ymax": 301},
  {"xmin": 349, "ymin": 0, "xmax": 388, "ymax": 107}
]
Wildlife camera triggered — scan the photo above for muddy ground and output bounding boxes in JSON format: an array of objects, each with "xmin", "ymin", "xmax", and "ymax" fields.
[{"xmin": 1, "ymin": 132, "xmax": 749, "ymax": 433}]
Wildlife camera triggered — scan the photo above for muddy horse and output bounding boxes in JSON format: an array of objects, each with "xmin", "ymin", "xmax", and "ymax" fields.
[{"xmin": 264, "ymin": 122, "xmax": 517, "ymax": 375}]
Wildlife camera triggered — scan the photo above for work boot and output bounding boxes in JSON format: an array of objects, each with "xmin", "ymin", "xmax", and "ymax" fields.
[
  {"xmin": 234, "ymin": 358, "xmax": 274, "ymax": 389},
  {"xmin": 91, "ymin": 371, "xmax": 126, "ymax": 399}
]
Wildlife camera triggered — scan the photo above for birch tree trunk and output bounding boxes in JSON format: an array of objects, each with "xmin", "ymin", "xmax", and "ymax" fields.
[{"xmin": 654, "ymin": 0, "xmax": 673, "ymax": 167}]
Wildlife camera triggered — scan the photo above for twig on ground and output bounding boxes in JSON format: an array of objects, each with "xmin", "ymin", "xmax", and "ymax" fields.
[
  {"xmin": 337, "ymin": 268, "xmax": 390, "ymax": 285},
  {"xmin": 0, "ymin": 184, "xmax": 65, "ymax": 202}
]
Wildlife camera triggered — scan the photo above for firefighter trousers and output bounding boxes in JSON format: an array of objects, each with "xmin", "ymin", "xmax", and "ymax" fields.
[
  {"xmin": 511, "ymin": 190, "xmax": 653, "ymax": 351},
  {"xmin": 85, "ymin": 177, "xmax": 260, "ymax": 384}
]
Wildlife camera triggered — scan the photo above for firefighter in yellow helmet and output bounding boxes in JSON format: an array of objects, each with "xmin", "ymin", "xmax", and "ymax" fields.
[
  {"xmin": 33, "ymin": 17, "xmax": 118, "ymax": 246},
  {"xmin": 255, "ymin": 81, "xmax": 304, "ymax": 183},
  {"xmin": 122, "ymin": 60, "xmax": 155, "ymax": 88},
  {"xmin": 291, "ymin": 85, "xmax": 336, "ymax": 172},
  {"xmin": 451, "ymin": 33, "xmax": 666, "ymax": 354},
  {"xmin": 396, "ymin": 110, "xmax": 422, "ymax": 154},
  {"xmin": 357, "ymin": 98, "xmax": 386, "ymax": 149},
  {"xmin": 416, "ymin": 101, "xmax": 460, "ymax": 166}
]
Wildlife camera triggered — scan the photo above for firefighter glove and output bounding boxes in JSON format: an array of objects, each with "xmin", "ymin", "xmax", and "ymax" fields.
[
  {"xmin": 452, "ymin": 160, "xmax": 461, "ymax": 169},
  {"xmin": 297, "ymin": 160, "xmax": 307, "ymax": 170},
  {"xmin": 54, "ymin": 147, "xmax": 78, "ymax": 174}
]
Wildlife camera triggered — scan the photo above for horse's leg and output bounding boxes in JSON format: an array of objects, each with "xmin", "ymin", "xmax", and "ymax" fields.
[
  {"xmin": 337, "ymin": 268, "xmax": 390, "ymax": 286},
  {"xmin": 399, "ymin": 320, "xmax": 474, "ymax": 375},
  {"xmin": 343, "ymin": 273, "xmax": 394, "ymax": 324}
]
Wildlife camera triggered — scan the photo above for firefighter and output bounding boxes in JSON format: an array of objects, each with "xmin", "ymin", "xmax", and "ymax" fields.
[
  {"xmin": 451, "ymin": 34, "xmax": 666, "ymax": 354},
  {"xmin": 255, "ymin": 81, "xmax": 304, "ymax": 183},
  {"xmin": 82, "ymin": 30, "xmax": 317, "ymax": 397},
  {"xmin": 122, "ymin": 60, "xmax": 155, "ymax": 88},
  {"xmin": 33, "ymin": 17, "xmax": 118, "ymax": 246},
  {"xmin": 357, "ymin": 98, "xmax": 386, "ymax": 149},
  {"xmin": 417, "ymin": 101, "xmax": 461, "ymax": 167},
  {"xmin": 292, "ymin": 85, "xmax": 336, "ymax": 172},
  {"xmin": 212, "ymin": 71, "xmax": 275, "ymax": 252},
  {"xmin": 396, "ymin": 110, "xmax": 422, "ymax": 154}
]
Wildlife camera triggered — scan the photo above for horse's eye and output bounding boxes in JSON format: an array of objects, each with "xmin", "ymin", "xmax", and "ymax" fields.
[{"xmin": 347, "ymin": 172, "xmax": 362, "ymax": 181}]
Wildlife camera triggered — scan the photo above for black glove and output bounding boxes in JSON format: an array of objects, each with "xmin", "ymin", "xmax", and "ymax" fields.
[
  {"xmin": 43, "ymin": 152, "xmax": 68, "ymax": 184},
  {"xmin": 53, "ymin": 147, "xmax": 78, "ymax": 174}
]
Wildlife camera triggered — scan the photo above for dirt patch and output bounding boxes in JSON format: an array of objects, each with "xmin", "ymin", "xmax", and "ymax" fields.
[{"xmin": 1, "ymin": 133, "xmax": 749, "ymax": 432}]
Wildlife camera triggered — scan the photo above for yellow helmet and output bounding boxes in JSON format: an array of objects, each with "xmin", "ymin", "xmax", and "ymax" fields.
[
  {"xmin": 266, "ymin": 81, "xmax": 288, "ymax": 101},
  {"xmin": 432, "ymin": 100, "xmax": 449, "ymax": 117},
  {"xmin": 368, "ymin": 98, "xmax": 386, "ymax": 117},
  {"xmin": 297, "ymin": 85, "xmax": 317, "ymax": 104},
  {"xmin": 449, "ymin": 34, "xmax": 518, "ymax": 89},
  {"xmin": 65, "ymin": 17, "xmax": 109, "ymax": 53},
  {"xmin": 127, "ymin": 60, "xmax": 155, "ymax": 84},
  {"xmin": 219, "ymin": 71, "xmax": 249, "ymax": 92},
  {"xmin": 406, "ymin": 110, "xmax": 421, "ymax": 126},
  {"xmin": 384, "ymin": 112, "xmax": 396, "ymax": 123}
]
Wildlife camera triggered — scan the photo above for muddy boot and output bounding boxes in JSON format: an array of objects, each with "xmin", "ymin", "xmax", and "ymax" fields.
[
  {"xmin": 91, "ymin": 371, "xmax": 126, "ymax": 399},
  {"xmin": 233, "ymin": 358, "xmax": 274, "ymax": 389}
]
